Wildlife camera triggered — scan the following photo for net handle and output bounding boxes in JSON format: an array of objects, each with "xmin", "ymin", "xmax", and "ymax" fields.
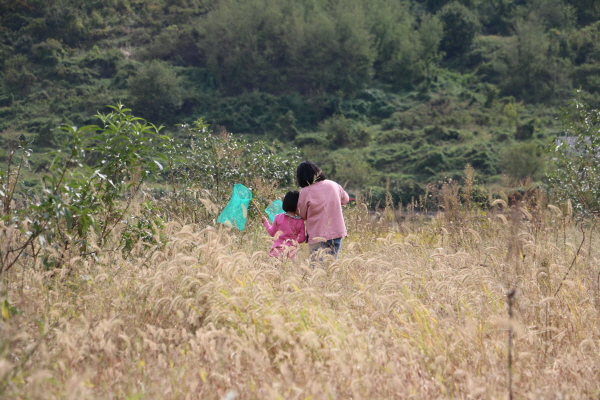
[{"xmin": 251, "ymin": 199, "xmax": 265, "ymax": 218}]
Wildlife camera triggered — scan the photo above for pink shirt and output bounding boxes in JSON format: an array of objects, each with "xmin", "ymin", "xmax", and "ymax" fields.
[
  {"xmin": 263, "ymin": 213, "xmax": 306, "ymax": 258},
  {"xmin": 297, "ymin": 180, "xmax": 349, "ymax": 244}
]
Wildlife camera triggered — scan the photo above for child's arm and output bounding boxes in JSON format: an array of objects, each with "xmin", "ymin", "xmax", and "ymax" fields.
[{"xmin": 262, "ymin": 216, "xmax": 278, "ymax": 237}]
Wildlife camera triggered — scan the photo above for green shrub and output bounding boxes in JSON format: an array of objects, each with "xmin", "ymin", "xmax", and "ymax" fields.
[
  {"xmin": 3, "ymin": 55, "xmax": 36, "ymax": 94},
  {"xmin": 548, "ymin": 92, "xmax": 600, "ymax": 217},
  {"xmin": 140, "ymin": 26, "xmax": 201, "ymax": 65},
  {"xmin": 499, "ymin": 141, "xmax": 546, "ymax": 180},
  {"xmin": 169, "ymin": 119, "xmax": 300, "ymax": 205},
  {"xmin": 478, "ymin": 17, "xmax": 572, "ymax": 102},
  {"xmin": 368, "ymin": 0, "xmax": 442, "ymax": 89},
  {"xmin": 381, "ymin": 108, "xmax": 429, "ymax": 130},
  {"xmin": 464, "ymin": 144, "xmax": 498, "ymax": 175},
  {"xmin": 365, "ymin": 178, "xmax": 425, "ymax": 208},
  {"xmin": 329, "ymin": 148, "xmax": 374, "ymax": 190},
  {"xmin": 515, "ymin": 118, "xmax": 538, "ymax": 140},
  {"xmin": 375, "ymin": 129, "xmax": 417, "ymax": 145},
  {"xmin": 478, "ymin": 0, "xmax": 517, "ymax": 35},
  {"xmin": 492, "ymin": 128, "xmax": 513, "ymax": 142},
  {"xmin": 438, "ymin": 2, "xmax": 480, "ymax": 60},
  {"xmin": 412, "ymin": 148, "xmax": 447, "ymax": 176},
  {"xmin": 294, "ymin": 133, "xmax": 328, "ymax": 148},
  {"xmin": 320, "ymin": 115, "xmax": 371, "ymax": 149},
  {"xmin": 274, "ymin": 111, "xmax": 299, "ymax": 141},
  {"xmin": 571, "ymin": 63, "xmax": 600, "ymax": 94},
  {"xmin": 368, "ymin": 143, "xmax": 417, "ymax": 172},
  {"xmin": 0, "ymin": 104, "xmax": 168, "ymax": 273},
  {"xmin": 128, "ymin": 60, "xmax": 182, "ymax": 123},
  {"xmin": 425, "ymin": 125, "xmax": 472, "ymax": 143},
  {"xmin": 81, "ymin": 48, "xmax": 123, "ymax": 78},
  {"xmin": 31, "ymin": 39, "xmax": 65, "ymax": 66}
]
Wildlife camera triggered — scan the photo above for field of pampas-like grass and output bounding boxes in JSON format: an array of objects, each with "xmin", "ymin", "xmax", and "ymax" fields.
[{"xmin": 1, "ymin": 204, "xmax": 599, "ymax": 399}]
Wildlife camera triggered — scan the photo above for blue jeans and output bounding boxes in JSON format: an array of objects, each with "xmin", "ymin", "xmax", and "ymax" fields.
[{"xmin": 309, "ymin": 237, "xmax": 342, "ymax": 260}]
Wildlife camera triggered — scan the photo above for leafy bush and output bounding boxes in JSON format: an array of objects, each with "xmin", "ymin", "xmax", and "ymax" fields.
[
  {"xmin": 569, "ymin": 21, "xmax": 600, "ymax": 65},
  {"xmin": 412, "ymin": 148, "xmax": 447, "ymax": 176},
  {"xmin": 548, "ymin": 92, "xmax": 600, "ymax": 218},
  {"xmin": 571, "ymin": 63, "xmax": 600, "ymax": 94},
  {"xmin": 515, "ymin": 118, "xmax": 538, "ymax": 141},
  {"xmin": 320, "ymin": 115, "xmax": 371, "ymax": 149},
  {"xmin": 328, "ymin": 148, "xmax": 374, "ymax": 190},
  {"xmin": 569, "ymin": 0, "xmax": 600, "ymax": 26},
  {"xmin": 81, "ymin": 47, "xmax": 123, "ymax": 79},
  {"xmin": 31, "ymin": 39, "xmax": 65, "ymax": 66},
  {"xmin": 163, "ymin": 118, "xmax": 300, "ymax": 215},
  {"xmin": 140, "ymin": 25, "xmax": 202, "ymax": 65},
  {"xmin": 3, "ymin": 55, "xmax": 36, "ymax": 94},
  {"xmin": 452, "ymin": 143, "xmax": 498, "ymax": 175},
  {"xmin": 438, "ymin": 2, "xmax": 480, "ymax": 60},
  {"xmin": 0, "ymin": 104, "xmax": 168, "ymax": 273},
  {"xmin": 294, "ymin": 133, "xmax": 329, "ymax": 148},
  {"xmin": 368, "ymin": 1, "xmax": 442, "ymax": 89},
  {"xmin": 368, "ymin": 143, "xmax": 418, "ymax": 172},
  {"xmin": 128, "ymin": 60, "xmax": 183, "ymax": 122},
  {"xmin": 478, "ymin": 17, "xmax": 571, "ymax": 102},
  {"xmin": 365, "ymin": 177, "xmax": 425, "ymax": 208},
  {"xmin": 424, "ymin": 125, "xmax": 472, "ymax": 143},
  {"xmin": 499, "ymin": 142, "xmax": 546, "ymax": 180},
  {"xmin": 375, "ymin": 129, "xmax": 418, "ymax": 145}
]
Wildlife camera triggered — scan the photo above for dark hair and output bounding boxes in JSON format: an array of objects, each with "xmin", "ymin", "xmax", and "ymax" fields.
[
  {"xmin": 296, "ymin": 160, "xmax": 326, "ymax": 188},
  {"xmin": 282, "ymin": 191, "xmax": 300, "ymax": 212}
]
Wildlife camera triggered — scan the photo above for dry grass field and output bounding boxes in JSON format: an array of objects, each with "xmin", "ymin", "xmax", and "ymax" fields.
[{"xmin": 1, "ymin": 196, "xmax": 599, "ymax": 399}]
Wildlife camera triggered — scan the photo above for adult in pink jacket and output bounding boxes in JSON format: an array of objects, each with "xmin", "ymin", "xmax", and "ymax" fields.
[{"xmin": 296, "ymin": 161, "xmax": 349, "ymax": 257}]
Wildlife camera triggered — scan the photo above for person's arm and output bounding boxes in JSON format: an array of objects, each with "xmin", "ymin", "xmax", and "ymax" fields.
[
  {"xmin": 262, "ymin": 216, "xmax": 278, "ymax": 237},
  {"xmin": 297, "ymin": 191, "xmax": 308, "ymax": 220},
  {"xmin": 339, "ymin": 184, "xmax": 350, "ymax": 205},
  {"xmin": 297, "ymin": 221, "xmax": 307, "ymax": 243}
]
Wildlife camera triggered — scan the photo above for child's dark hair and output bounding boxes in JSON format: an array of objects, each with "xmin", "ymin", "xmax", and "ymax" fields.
[
  {"xmin": 282, "ymin": 191, "xmax": 300, "ymax": 212},
  {"xmin": 296, "ymin": 160, "xmax": 326, "ymax": 188}
]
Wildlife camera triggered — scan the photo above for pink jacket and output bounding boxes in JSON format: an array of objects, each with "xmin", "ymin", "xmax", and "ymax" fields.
[
  {"xmin": 297, "ymin": 180, "xmax": 349, "ymax": 244},
  {"xmin": 262, "ymin": 213, "xmax": 306, "ymax": 258}
]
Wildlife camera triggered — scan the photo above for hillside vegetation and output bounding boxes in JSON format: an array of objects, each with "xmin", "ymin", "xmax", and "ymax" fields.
[{"xmin": 2, "ymin": 0, "xmax": 600, "ymax": 199}]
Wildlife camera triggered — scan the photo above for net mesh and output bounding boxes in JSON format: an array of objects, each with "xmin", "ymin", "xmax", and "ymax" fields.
[
  {"xmin": 217, "ymin": 184, "xmax": 253, "ymax": 231},
  {"xmin": 265, "ymin": 199, "xmax": 284, "ymax": 223}
]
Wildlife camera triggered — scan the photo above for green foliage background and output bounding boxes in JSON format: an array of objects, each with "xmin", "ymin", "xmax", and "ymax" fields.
[{"xmin": 2, "ymin": 0, "xmax": 600, "ymax": 205}]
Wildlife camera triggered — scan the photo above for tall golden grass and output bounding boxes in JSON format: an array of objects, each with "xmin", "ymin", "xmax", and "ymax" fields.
[{"xmin": 1, "ymin": 193, "xmax": 599, "ymax": 399}]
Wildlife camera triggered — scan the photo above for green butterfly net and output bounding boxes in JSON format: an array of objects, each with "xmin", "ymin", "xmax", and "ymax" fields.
[
  {"xmin": 217, "ymin": 184, "xmax": 253, "ymax": 231},
  {"xmin": 265, "ymin": 199, "xmax": 284, "ymax": 223}
]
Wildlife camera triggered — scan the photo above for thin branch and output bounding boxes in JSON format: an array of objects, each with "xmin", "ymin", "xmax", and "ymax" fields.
[{"xmin": 554, "ymin": 224, "xmax": 586, "ymax": 297}]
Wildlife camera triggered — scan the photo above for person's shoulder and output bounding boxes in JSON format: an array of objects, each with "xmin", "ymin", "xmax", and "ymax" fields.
[
  {"xmin": 275, "ymin": 213, "xmax": 287, "ymax": 221},
  {"xmin": 323, "ymin": 179, "xmax": 342, "ymax": 187}
]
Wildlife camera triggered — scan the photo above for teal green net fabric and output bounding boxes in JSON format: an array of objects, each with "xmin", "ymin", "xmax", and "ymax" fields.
[
  {"xmin": 265, "ymin": 199, "xmax": 284, "ymax": 223},
  {"xmin": 217, "ymin": 184, "xmax": 253, "ymax": 230}
]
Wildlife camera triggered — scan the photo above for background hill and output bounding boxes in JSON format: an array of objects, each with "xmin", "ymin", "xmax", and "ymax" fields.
[{"xmin": 2, "ymin": 0, "xmax": 600, "ymax": 203}]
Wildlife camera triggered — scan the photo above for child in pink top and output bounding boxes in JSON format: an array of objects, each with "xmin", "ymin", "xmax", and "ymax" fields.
[
  {"xmin": 296, "ymin": 161, "xmax": 349, "ymax": 258},
  {"xmin": 262, "ymin": 191, "xmax": 306, "ymax": 259}
]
